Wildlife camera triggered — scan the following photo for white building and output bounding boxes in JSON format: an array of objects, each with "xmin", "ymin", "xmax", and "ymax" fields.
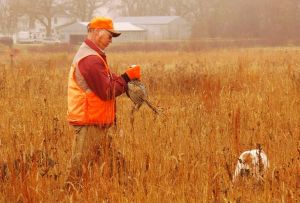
[
  {"xmin": 16, "ymin": 12, "xmax": 75, "ymax": 42},
  {"xmin": 115, "ymin": 16, "xmax": 191, "ymax": 41},
  {"xmin": 56, "ymin": 21, "xmax": 146, "ymax": 44}
]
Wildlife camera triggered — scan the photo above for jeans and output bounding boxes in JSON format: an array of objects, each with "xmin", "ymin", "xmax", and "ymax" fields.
[{"xmin": 65, "ymin": 125, "xmax": 126, "ymax": 185}]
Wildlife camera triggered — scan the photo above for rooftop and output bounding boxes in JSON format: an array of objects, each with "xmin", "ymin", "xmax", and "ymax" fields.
[
  {"xmin": 115, "ymin": 16, "xmax": 180, "ymax": 25},
  {"xmin": 57, "ymin": 21, "xmax": 145, "ymax": 32}
]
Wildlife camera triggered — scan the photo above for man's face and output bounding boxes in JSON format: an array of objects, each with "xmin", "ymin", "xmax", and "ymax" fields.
[{"xmin": 93, "ymin": 29, "xmax": 112, "ymax": 50}]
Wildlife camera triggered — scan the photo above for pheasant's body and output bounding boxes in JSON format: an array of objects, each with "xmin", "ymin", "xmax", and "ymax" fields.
[{"xmin": 126, "ymin": 80, "xmax": 159, "ymax": 114}]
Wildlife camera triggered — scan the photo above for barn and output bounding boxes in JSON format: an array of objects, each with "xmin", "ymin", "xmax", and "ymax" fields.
[
  {"xmin": 56, "ymin": 21, "xmax": 146, "ymax": 44},
  {"xmin": 115, "ymin": 16, "xmax": 191, "ymax": 41}
]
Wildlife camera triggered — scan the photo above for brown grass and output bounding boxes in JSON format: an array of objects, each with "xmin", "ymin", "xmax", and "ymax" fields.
[{"xmin": 0, "ymin": 47, "xmax": 299, "ymax": 202}]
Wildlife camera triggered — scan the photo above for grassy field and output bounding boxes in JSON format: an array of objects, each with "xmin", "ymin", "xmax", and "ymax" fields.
[{"xmin": 0, "ymin": 46, "xmax": 299, "ymax": 202}]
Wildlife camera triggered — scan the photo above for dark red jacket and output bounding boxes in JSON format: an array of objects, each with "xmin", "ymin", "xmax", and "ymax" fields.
[{"xmin": 78, "ymin": 39, "xmax": 128, "ymax": 100}]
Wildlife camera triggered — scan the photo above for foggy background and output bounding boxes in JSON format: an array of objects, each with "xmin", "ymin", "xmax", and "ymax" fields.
[{"xmin": 0, "ymin": 0, "xmax": 300, "ymax": 42}]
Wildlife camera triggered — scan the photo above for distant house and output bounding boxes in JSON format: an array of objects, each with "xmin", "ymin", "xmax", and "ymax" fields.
[
  {"xmin": 113, "ymin": 22, "xmax": 146, "ymax": 42},
  {"xmin": 116, "ymin": 16, "xmax": 191, "ymax": 41},
  {"xmin": 16, "ymin": 12, "xmax": 75, "ymax": 42},
  {"xmin": 55, "ymin": 21, "xmax": 86, "ymax": 44},
  {"xmin": 56, "ymin": 21, "xmax": 146, "ymax": 44},
  {"xmin": 56, "ymin": 16, "xmax": 191, "ymax": 44}
]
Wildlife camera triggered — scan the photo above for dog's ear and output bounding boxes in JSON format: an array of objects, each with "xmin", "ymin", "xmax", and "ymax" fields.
[
  {"xmin": 257, "ymin": 143, "xmax": 262, "ymax": 151},
  {"xmin": 238, "ymin": 158, "xmax": 243, "ymax": 164}
]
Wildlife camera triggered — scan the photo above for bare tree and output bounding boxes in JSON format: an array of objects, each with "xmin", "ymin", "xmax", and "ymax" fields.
[
  {"xmin": 6, "ymin": 0, "xmax": 298, "ymax": 41},
  {"xmin": 64, "ymin": 0, "xmax": 110, "ymax": 21},
  {"xmin": 18, "ymin": 0, "xmax": 65, "ymax": 37},
  {"xmin": 0, "ymin": 0, "xmax": 20, "ymax": 34},
  {"xmin": 261, "ymin": 0, "xmax": 300, "ymax": 40},
  {"xmin": 115, "ymin": 0, "xmax": 142, "ymax": 16},
  {"xmin": 0, "ymin": 0, "xmax": 9, "ymax": 33},
  {"xmin": 185, "ymin": 0, "xmax": 300, "ymax": 40},
  {"xmin": 117, "ymin": 0, "xmax": 175, "ymax": 16}
]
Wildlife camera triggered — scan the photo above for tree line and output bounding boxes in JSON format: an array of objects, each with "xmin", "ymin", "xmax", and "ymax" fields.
[{"xmin": 0, "ymin": 0, "xmax": 299, "ymax": 41}]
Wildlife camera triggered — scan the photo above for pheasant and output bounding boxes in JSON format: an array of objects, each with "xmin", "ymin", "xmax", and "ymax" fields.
[{"xmin": 126, "ymin": 80, "xmax": 159, "ymax": 114}]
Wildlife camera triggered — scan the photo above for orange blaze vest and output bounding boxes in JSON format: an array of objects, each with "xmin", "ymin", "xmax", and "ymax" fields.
[{"xmin": 67, "ymin": 43, "xmax": 115, "ymax": 126}]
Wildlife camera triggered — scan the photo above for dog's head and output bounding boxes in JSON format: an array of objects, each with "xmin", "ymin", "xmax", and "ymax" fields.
[{"xmin": 238, "ymin": 153, "xmax": 255, "ymax": 176}]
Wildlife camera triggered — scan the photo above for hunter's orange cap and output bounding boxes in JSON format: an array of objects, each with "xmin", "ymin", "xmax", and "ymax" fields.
[{"xmin": 88, "ymin": 17, "xmax": 121, "ymax": 37}]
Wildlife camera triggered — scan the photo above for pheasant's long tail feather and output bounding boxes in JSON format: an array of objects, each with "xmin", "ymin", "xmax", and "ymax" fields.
[{"xmin": 144, "ymin": 99, "xmax": 159, "ymax": 114}]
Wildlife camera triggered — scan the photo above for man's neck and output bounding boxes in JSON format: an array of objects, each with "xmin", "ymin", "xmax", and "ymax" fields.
[{"xmin": 88, "ymin": 38, "xmax": 105, "ymax": 54}]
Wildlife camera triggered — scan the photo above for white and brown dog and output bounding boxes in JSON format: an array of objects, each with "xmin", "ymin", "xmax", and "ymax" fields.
[{"xmin": 233, "ymin": 148, "xmax": 269, "ymax": 182}]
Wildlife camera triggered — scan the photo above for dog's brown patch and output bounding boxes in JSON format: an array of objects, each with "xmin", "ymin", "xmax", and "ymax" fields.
[{"xmin": 242, "ymin": 153, "xmax": 254, "ymax": 167}]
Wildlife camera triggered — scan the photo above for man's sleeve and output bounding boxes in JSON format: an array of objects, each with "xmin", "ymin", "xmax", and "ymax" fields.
[{"xmin": 78, "ymin": 55, "xmax": 128, "ymax": 100}]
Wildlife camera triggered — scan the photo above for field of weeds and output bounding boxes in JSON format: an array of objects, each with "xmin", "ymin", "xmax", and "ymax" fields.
[{"xmin": 0, "ymin": 46, "xmax": 299, "ymax": 202}]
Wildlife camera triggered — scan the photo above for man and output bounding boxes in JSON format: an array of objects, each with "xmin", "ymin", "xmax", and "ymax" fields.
[{"xmin": 66, "ymin": 16, "xmax": 140, "ymax": 188}]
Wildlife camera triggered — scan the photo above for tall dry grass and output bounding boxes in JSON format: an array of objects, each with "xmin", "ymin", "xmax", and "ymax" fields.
[{"xmin": 0, "ymin": 47, "xmax": 299, "ymax": 202}]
